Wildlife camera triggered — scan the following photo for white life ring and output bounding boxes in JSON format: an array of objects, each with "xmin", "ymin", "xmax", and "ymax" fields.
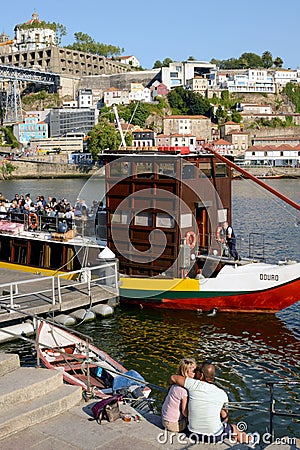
[{"xmin": 186, "ymin": 231, "xmax": 197, "ymax": 249}]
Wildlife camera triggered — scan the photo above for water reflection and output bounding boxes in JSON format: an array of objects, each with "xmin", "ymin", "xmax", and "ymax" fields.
[{"xmin": 75, "ymin": 305, "xmax": 300, "ymax": 438}]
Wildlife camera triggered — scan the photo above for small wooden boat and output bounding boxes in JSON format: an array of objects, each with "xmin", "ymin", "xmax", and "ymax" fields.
[{"xmin": 37, "ymin": 320, "xmax": 151, "ymax": 399}]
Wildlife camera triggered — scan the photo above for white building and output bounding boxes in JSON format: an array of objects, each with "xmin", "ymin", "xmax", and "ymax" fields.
[
  {"xmin": 14, "ymin": 12, "xmax": 57, "ymax": 52},
  {"xmin": 272, "ymin": 69, "xmax": 300, "ymax": 89},
  {"xmin": 129, "ymin": 83, "xmax": 152, "ymax": 103},
  {"xmin": 103, "ymin": 87, "xmax": 130, "ymax": 107},
  {"xmin": 245, "ymin": 145, "xmax": 300, "ymax": 167},
  {"xmin": 78, "ymin": 89, "xmax": 93, "ymax": 108},
  {"xmin": 161, "ymin": 60, "xmax": 216, "ymax": 90},
  {"xmin": 118, "ymin": 55, "xmax": 140, "ymax": 68},
  {"xmin": 225, "ymin": 69, "xmax": 276, "ymax": 93}
]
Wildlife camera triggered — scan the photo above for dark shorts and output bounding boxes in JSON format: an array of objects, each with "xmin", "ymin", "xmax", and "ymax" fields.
[{"xmin": 188, "ymin": 422, "xmax": 233, "ymax": 444}]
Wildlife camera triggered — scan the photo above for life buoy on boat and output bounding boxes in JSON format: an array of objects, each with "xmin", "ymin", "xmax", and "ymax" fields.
[
  {"xmin": 28, "ymin": 212, "xmax": 38, "ymax": 230},
  {"xmin": 185, "ymin": 230, "xmax": 197, "ymax": 249}
]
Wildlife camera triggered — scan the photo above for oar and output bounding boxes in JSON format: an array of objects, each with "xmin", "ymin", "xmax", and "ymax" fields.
[{"xmin": 85, "ymin": 357, "xmax": 167, "ymax": 393}]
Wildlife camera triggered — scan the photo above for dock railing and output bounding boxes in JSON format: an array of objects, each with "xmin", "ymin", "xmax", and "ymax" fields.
[{"xmin": 0, "ymin": 261, "xmax": 118, "ymax": 313}]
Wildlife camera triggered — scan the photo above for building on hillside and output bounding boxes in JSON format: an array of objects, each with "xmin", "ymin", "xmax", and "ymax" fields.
[
  {"xmin": 272, "ymin": 69, "xmax": 300, "ymax": 91},
  {"xmin": 150, "ymin": 81, "xmax": 169, "ymax": 99},
  {"xmin": 78, "ymin": 89, "xmax": 93, "ymax": 108},
  {"xmin": 225, "ymin": 69, "xmax": 275, "ymax": 94},
  {"xmin": 219, "ymin": 121, "xmax": 241, "ymax": 139},
  {"xmin": 13, "ymin": 114, "xmax": 48, "ymax": 146},
  {"xmin": 14, "ymin": 12, "xmax": 57, "ymax": 52},
  {"xmin": 117, "ymin": 55, "xmax": 140, "ymax": 68},
  {"xmin": 186, "ymin": 76, "xmax": 208, "ymax": 95},
  {"xmin": 129, "ymin": 83, "xmax": 152, "ymax": 102},
  {"xmin": 225, "ymin": 130, "xmax": 249, "ymax": 155},
  {"xmin": 161, "ymin": 60, "xmax": 216, "ymax": 90},
  {"xmin": 213, "ymin": 139, "xmax": 233, "ymax": 155},
  {"xmin": 103, "ymin": 87, "xmax": 130, "ymax": 107},
  {"xmin": 49, "ymin": 108, "xmax": 96, "ymax": 137},
  {"xmin": 62, "ymin": 100, "xmax": 78, "ymax": 108},
  {"xmin": 132, "ymin": 129, "xmax": 156, "ymax": 147},
  {"xmin": 245, "ymin": 144, "xmax": 300, "ymax": 167},
  {"xmin": 163, "ymin": 115, "xmax": 212, "ymax": 141},
  {"xmin": 236, "ymin": 103, "xmax": 273, "ymax": 114},
  {"xmin": 156, "ymin": 133, "xmax": 197, "ymax": 152},
  {"xmin": 30, "ymin": 136, "xmax": 84, "ymax": 153}
]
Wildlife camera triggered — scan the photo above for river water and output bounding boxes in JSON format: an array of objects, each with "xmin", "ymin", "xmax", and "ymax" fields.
[{"xmin": 0, "ymin": 177, "xmax": 299, "ymax": 440}]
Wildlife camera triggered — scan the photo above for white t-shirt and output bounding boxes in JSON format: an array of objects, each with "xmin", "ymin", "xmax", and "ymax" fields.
[{"xmin": 184, "ymin": 378, "xmax": 228, "ymax": 435}]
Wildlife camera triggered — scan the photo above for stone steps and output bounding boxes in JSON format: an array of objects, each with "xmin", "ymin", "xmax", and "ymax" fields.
[{"xmin": 0, "ymin": 352, "xmax": 82, "ymax": 440}]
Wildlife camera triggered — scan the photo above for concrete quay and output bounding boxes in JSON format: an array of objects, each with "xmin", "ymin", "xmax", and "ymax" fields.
[
  {"xmin": 2, "ymin": 400, "xmax": 299, "ymax": 450},
  {"xmin": 1, "ymin": 353, "xmax": 299, "ymax": 450}
]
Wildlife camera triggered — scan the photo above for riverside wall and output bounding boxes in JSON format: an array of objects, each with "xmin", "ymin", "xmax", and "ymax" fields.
[
  {"xmin": 1, "ymin": 159, "xmax": 299, "ymax": 180},
  {"xmin": 1, "ymin": 159, "xmax": 105, "ymax": 180}
]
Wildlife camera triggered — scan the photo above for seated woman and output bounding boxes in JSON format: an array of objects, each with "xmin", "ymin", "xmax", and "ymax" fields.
[{"xmin": 161, "ymin": 358, "xmax": 196, "ymax": 432}]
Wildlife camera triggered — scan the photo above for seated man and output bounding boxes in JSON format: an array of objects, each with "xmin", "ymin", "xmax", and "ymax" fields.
[{"xmin": 170, "ymin": 361, "xmax": 258, "ymax": 447}]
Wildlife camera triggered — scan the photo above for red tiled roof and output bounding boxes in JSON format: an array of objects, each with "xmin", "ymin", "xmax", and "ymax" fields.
[{"xmin": 214, "ymin": 139, "xmax": 232, "ymax": 145}]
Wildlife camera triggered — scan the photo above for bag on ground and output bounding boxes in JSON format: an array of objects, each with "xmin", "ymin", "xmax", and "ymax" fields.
[{"xmin": 91, "ymin": 395, "xmax": 121, "ymax": 424}]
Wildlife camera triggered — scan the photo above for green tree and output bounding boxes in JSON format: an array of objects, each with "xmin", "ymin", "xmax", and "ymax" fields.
[
  {"xmin": 261, "ymin": 51, "xmax": 273, "ymax": 68},
  {"xmin": 273, "ymin": 56, "xmax": 283, "ymax": 68},
  {"xmin": 167, "ymin": 86, "xmax": 211, "ymax": 116},
  {"xmin": 66, "ymin": 32, "xmax": 123, "ymax": 57},
  {"xmin": 231, "ymin": 110, "xmax": 242, "ymax": 123},
  {"xmin": 283, "ymin": 82, "xmax": 300, "ymax": 113},
  {"xmin": 55, "ymin": 23, "xmax": 67, "ymax": 46},
  {"xmin": 153, "ymin": 60, "xmax": 163, "ymax": 69},
  {"xmin": 239, "ymin": 52, "xmax": 262, "ymax": 68},
  {"xmin": 87, "ymin": 118, "xmax": 132, "ymax": 157},
  {"xmin": 162, "ymin": 58, "xmax": 173, "ymax": 67}
]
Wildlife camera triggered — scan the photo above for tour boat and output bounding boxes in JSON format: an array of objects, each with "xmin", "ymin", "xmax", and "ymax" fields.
[
  {"xmin": 37, "ymin": 320, "xmax": 151, "ymax": 399},
  {"xmin": 102, "ymin": 147, "xmax": 300, "ymax": 313}
]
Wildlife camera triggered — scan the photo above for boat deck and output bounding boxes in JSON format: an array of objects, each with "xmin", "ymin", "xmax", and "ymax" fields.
[{"xmin": 0, "ymin": 266, "xmax": 118, "ymax": 325}]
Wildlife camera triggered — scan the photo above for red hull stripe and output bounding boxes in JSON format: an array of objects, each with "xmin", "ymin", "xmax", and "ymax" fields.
[{"xmin": 120, "ymin": 278, "xmax": 300, "ymax": 313}]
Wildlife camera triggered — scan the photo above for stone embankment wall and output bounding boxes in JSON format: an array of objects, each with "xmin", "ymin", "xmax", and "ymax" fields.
[
  {"xmin": 1, "ymin": 160, "xmax": 104, "ymax": 180},
  {"xmin": 247, "ymin": 126, "xmax": 300, "ymax": 140}
]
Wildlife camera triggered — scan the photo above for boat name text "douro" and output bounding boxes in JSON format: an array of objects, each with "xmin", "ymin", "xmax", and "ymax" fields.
[{"xmin": 260, "ymin": 274, "xmax": 279, "ymax": 281}]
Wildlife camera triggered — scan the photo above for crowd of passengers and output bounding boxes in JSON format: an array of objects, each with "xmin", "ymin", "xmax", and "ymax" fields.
[{"xmin": 0, "ymin": 192, "xmax": 102, "ymax": 220}]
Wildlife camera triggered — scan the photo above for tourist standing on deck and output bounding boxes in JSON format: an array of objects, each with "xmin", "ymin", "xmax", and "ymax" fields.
[
  {"xmin": 162, "ymin": 358, "xmax": 196, "ymax": 432},
  {"xmin": 223, "ymin": 221, "xmax": 239, "ymax": 261}
]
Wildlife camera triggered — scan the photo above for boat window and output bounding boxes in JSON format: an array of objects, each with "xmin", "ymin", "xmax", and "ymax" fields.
[
  {"xmin": 158, "ymin": 162, "xmax": 176, "ymax": 178},
  {"xmin": 110, "ymin": 161, "xmax": 130, "ymax": 177},
  {"xmin": 215, "ymin": 163, "xmax": 227, "ymax": 177},
  {"xmin": 136, "ymin": 162, "xmax": 154, "ymax": 178},
  {"xmin": 134, "ymin": 212, "xmax": 152, "ymax": 227},
  {"xmin": 111, "ymin": 211, "xmax": 130, "ymax": 224},
  {"xmin": 156, "ymin": 213, "xmax": 174, "ymax": 228},
  {"xmin": 0, "ymin": 236, "xmax": 11, "ymax": 261},
  {"xmin": 182, "ymin": 163, "xmax": 195, "ymax": 179},
  {"xmin": 198, "ymin": 162, "xmax": 211, "ymax": 177}
]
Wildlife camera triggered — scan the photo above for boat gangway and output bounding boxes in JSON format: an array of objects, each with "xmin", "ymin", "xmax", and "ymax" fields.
[{"xmin": 0, "ymin": 262, "xmax": 118, "ymax": 325}]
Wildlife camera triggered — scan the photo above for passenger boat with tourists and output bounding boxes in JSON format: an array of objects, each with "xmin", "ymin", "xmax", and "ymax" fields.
[
  {"xmin": 101, "ymin": 145, "xmax": 300, "ymax": 313},
  {"xmin": 0, "ymin": 145, "xmax": 298, "ymax": 313},
  {"xmin": 37, "ymin": 320, "xmax": 151, "ymax": 400}
]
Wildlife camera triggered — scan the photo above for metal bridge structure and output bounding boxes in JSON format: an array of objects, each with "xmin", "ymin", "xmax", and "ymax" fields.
[{"xmin": 0, "ymin": 64, "xmax": 60, "ymax": 124}]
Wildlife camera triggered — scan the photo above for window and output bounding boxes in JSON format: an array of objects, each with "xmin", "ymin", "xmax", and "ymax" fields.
[
  {"xmin": 110, "ymin": 161, "xmax": 130, "ymax": 177},
  {"xmin": 215, "ymin": 163, "xmax": 227, "ymax": 177},
  {"xmin": 136, "ymin": 162, "xmax": 153, "ymax": 177},
  {"xmin": 182, "ymin": 163, "xmax": 195, "ymax": 179},
  {"xmin": 158, "ymin": 162, "xmax": 176, "ymax": 177},
  {"xmin": 134, "ymin": 212, "xmax": 152, "ymax": 227},
  {"xmin": 111, "ymin": 211, "xmax": 130, "ymax": 224},
  {"xmin": 198, "ymin": 162, "xmax": 211, "ymax": 177},
  {"xmin": 156, "ymin": 213, "xmax": 174, "ymax": 228}
]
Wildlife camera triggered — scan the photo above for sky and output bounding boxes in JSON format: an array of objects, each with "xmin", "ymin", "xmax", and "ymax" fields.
[{"xmin": 1, "ymin": 0, "xmax": 299, "ymax": 70}]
